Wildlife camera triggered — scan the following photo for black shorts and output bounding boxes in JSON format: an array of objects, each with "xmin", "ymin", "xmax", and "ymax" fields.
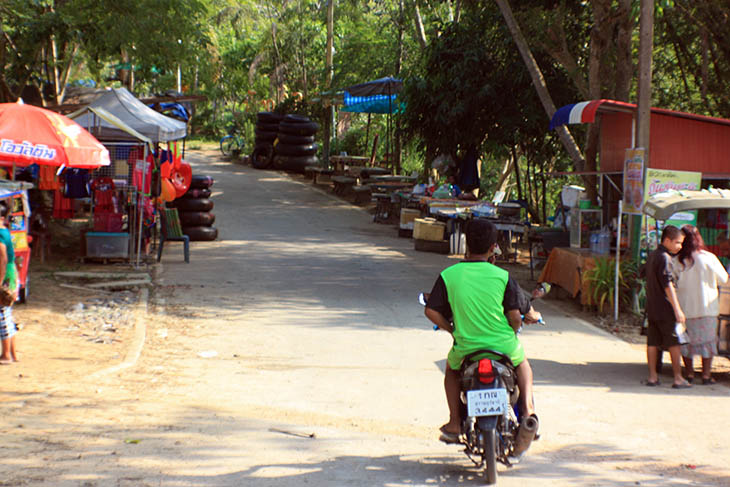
[{"xmin": 647, "ymin": 319, "xmax": 680, "ymax": 348}]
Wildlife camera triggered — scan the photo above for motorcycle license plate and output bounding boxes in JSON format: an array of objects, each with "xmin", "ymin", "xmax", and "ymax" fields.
[{"xmin": 467, "ymin": 388, "xmax": 508, "ymax": 417}]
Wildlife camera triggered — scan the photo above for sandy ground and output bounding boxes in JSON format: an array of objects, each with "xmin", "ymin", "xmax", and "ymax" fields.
[{"xmin": 1, "ymin": 146, "xmax": 728, "ymax": 486}]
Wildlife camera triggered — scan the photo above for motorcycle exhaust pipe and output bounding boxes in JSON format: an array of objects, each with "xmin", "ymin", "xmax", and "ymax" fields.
[{"xmin": 512, "ymin": 415, "xmax": 539, "ymax": 456}]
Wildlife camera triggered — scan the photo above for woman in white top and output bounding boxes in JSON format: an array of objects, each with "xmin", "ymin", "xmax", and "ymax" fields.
[{"xmin": 674, "ymin": 225, "xmax": 729, "ymax": 385}]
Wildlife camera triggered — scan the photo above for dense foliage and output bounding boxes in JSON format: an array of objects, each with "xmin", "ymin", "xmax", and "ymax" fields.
[{"xmin": 3, "ymin": 0, "xmax": 730, "ymax": 222}]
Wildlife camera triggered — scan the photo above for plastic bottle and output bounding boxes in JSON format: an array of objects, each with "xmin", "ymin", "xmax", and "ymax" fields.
[
  {"xmin": 590, "ymin": 232, "xmax": 599, "ymax": 253},
  {"xmin": 598, "ymin": 226, "xmax": 611, "ymax": 255}
]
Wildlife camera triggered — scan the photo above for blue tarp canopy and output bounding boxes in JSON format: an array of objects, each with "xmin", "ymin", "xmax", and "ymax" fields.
[
  {"xmin": 341, "ymin": 93, "xmax": 404, "ymax": 114},
  {"xmin": 341, "ymin": 77, "xmax": 404, "ymax": 114}
]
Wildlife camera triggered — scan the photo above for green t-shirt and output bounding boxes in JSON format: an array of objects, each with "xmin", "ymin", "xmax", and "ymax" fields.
[
  {"xmin": 0, "ymin": 228, "xmax": 14, "ymax": 264},
  {"xmin": 441, "ymin": 261, "xmax": 525, "ymax": 368}
]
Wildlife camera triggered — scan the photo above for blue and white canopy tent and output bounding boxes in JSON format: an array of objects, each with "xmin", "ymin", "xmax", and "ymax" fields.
[{"xmin": 340, "ymin": 77, "xmax": 404, "ymax": 169}]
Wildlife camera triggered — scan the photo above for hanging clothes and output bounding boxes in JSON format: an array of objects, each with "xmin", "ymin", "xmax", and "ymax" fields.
[
  {"xmin": 132, "ymin": 159, "xmax": 152, "ymax": 195},
  {"xmin": 63, "ymin": 169, "xmax": 91, "ymax": 198},
  {"xmin": 90, "ymin": 177, "xmax": 117, "ymax": 213},
  {"xmin": 53, "ymin": 190, "xmax": 74, "ymax": 219},
  {"xmin": 38, "ymin": 165, "xmax": 60, "ymax": 190}
]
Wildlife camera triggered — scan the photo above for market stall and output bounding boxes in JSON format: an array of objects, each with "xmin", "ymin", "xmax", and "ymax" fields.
[
  {"xmin": 70, "ymin": 88, "xmax": 188, "ymax": 266},
  {"xmin": 0, "ymin": 101, "xmax": 111, "ymax": 300}
]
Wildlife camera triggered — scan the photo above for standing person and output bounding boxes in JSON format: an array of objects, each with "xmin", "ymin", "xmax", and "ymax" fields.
[
  {"xmin": 675, "ymin": 225, "xmax": 728, "ymax": 384},
  {"xmin": 644, "ymin": 225, "xmax": 690, "ymax": 388},
  {"xmin": 0, "ymin": 201, "xmax": 18, "ymax": 364}
]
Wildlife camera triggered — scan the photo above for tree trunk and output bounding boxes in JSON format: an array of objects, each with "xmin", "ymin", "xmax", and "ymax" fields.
[
  {"xmin": 323, "ymin": 0, "xmax": 335, "ymax": 164},
  {"xmin": 512, "ymin": 145, "xmax": 523, "ymax": 201},
  {"xmin": 412, "ymin": 1, "xmax": 428, "ymax": 50},
  {"xmin": 615, "ymin": 0, "xmax": 633, "ymax": 102},
  {"xmin": 495, "ymin": 0, "xmax": 585, "ymax": 172}
]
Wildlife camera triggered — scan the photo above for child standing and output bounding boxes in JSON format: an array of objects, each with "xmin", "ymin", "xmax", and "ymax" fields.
[{"xmin": 0, "ymin": 201, "xmax": 18, "ymax": 364}]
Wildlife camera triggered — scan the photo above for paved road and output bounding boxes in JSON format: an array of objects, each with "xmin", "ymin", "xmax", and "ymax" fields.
[
  {"xmin": 148, "ymin": 149, "xmax": 729, "ymax": 486},
  {"xmin": 4, "ymin": 148, "xmax": 727, "ymax": 486}
]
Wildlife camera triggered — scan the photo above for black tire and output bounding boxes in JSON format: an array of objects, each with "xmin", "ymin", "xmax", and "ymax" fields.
[
  {"xmin": 278, "ymin": 121, "xmax": 319, "ymax": 136},
  {"xmin": 275, "ymin": 142, "xmax": 318, "ymax": 156},
  {"xmin": 190, "ymin": 175, "xmax": 214, "ymax": 189},
  {"xmin": 254, "ymin": 128, "xmax": 278, "ymax": 140},
  {"xmin": 274, "ymin": 154, "xmax": 318, "ymax": 172},
  {"xmin": 257, "ymin": 112, "xmax": 283, "ymax": 123},
  {"xmin": 182, "ymin": 188, "xmax": 212, "ymax": 199},
  {"xmin": 283, "ymin": 114, "xmax": 311, "ymax": 123},
  {"xmin": 482, "ymin": 429, "xmax": 498, "ymax": 485},
  {"xmin": 183, "ymin": 226, "xmax": 218, "ymax": 241},
  {"xmin": 256, "ymin": 122, "xmax": 280, "ymax": 132},
  {"xmin": 276, "ymin": 133, "xmax": 315, "ymax": 145},
  {"xmin": 251, "ymin": 145, "xmax": 274, "ymax": 169},
  {"xmin": 170, "ymin": 198, "xmax": 214, "ymax": 212},
  {"xmin": 179, "ymin": 211, "xmax": 216, "ymax": 227}
]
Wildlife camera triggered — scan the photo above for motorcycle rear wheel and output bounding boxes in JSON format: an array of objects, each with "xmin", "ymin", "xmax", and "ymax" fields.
[{"xmin": 482, "ymin": 429, "xmax": 498, "ymax": 485}]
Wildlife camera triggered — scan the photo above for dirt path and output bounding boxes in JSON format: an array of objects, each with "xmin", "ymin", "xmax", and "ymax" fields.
[{"xmin": 1, "ymin": 147, "xmax": 728, "ymax": 486}]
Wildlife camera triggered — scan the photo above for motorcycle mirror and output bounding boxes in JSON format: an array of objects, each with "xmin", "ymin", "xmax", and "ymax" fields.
[{"xmin": 418, "ymin": 293, "xmax": 427, "ymax": 306}]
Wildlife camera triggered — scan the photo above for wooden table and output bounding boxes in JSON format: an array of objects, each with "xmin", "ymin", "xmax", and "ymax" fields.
[
  {"xmin": 329, "ymin": 155, "xmax": 370, "ymax": 173},
  {"xmin": 538, "ymin": 247, "xmax": 613, "ymax": 305}
]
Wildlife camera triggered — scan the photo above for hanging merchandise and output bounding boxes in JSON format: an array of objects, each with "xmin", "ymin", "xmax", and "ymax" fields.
[
  {"xmin": 160, "ymin": 178, "xmax": 176, "ymax": 202},
  {"xmin": 90, "ymin": 177, "xmax": 117, "ymax": 213},
  {"xmin": 63, "ymin": 169, "xmax": 91, "ymax": 198},
  {"xmin": 132, "ymin": 158, "xmax": 152, "ymax": 195},
  {"xmin": 38, "ymin": 164, "xmax": 60, "ymax": 190},
  {"xmin": 53, "ymin": 189, "xmax": 74, "ymax": 219},
  {"xmin": 171, "ymin": 162, "xmax": 192, "ymax": 198}
]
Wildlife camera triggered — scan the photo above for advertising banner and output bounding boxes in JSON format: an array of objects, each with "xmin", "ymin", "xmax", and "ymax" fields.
[
  {"xmin": 642, "ymin": 168, "xmax": 702, "ymax": 250},
  {"xmin": 623, "ymin": 148, "xmax": 645, "ymax": 215}
]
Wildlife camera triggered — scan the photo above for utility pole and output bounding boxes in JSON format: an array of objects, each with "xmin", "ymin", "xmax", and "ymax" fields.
[
  {"xmin": 636, "ymin": 0, "xmax": 654, "ymax": 154},
  {"xmin": 633, "ymin": 0, "xmax": 654, "ymax": 262}
]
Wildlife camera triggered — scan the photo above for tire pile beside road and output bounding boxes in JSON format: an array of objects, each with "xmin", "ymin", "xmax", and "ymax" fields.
[
  {"xmin": 251, "ymin": 112, "xmax": 282, "ymax": 169},
  {"xmin": 273, "ymin": 114, "xmax": 319, "ymax": 173},
  {"xmin": 169, "ymin": 174, "xmax": 218, "ymax": 241}
]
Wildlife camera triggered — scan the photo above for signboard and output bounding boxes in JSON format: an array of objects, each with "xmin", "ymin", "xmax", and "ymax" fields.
[
  {"xmin": 642, "ymin": 169, "xmax": 702, "ymax": 250},
  {"xmin": 622, "ymin": 149, "xmax": 644, "ymax": 215}
]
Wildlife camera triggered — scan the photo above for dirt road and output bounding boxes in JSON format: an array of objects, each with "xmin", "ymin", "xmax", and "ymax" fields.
[{"xmin": 1, "ymin": 148, "xmax": 728, "ymax": 486}]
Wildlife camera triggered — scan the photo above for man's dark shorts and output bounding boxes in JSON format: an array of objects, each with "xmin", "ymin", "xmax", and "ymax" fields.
[{"xmin": 647, "ymin": 319, "xmax": 680, "ymax": 348}]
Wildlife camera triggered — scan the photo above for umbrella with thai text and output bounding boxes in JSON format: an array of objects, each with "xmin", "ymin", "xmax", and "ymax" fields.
[{"xmin": 0, "ymin": 101, "xmax": 110, "ymax": 169}]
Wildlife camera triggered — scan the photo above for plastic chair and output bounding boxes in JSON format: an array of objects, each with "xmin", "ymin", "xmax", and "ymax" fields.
[{"xmin": 157, "ymin": 207, "xmax": 190, "ymax": 263}]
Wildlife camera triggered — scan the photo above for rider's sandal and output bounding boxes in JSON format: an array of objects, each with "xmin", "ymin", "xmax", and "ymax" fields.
[{"xmin": 438, "ymin": 426, "xmax": 461, "ymax": 444}]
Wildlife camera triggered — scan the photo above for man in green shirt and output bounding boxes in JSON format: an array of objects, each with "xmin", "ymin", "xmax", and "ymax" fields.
[{"xmin": 425, "ymin": 219, "xmax": 540, "ymax": 439}]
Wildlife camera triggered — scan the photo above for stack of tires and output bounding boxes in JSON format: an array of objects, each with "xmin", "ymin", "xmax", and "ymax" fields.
[
  {"xmin": 273, "ymin": 115, "xmax": 319, "ymax": 173},
  {"xmin": 170, "ymin": 175, "xmax": 219, "ymax": 241},
  {"xmin": 251, "ymin": 112, "xmax": 282, "ymax": 169}
]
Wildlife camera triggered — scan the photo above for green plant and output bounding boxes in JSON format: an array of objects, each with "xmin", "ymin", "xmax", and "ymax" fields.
[{"xmin": 584, "ymin": 257, "xmax": 638, "ymax": 314}]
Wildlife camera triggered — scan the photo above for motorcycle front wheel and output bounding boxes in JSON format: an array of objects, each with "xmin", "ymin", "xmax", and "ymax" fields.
[{"xmin": 481, "ymin": 428, "xmax": 498, "ymax": 485}]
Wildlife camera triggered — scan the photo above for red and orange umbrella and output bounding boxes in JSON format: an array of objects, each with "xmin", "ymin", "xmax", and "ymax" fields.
[{"xmin": 0, "ymin": 102, "xmax": 110, "ymax": 169}]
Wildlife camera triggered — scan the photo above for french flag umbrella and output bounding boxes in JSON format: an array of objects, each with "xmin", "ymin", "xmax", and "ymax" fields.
[
  {"xmin": 0, "ymin": 101, "xmax": 110, "ymax": 169},
  {"xmin": 548, "ymin": 100, "xmax": 609, "ymax": 130}
]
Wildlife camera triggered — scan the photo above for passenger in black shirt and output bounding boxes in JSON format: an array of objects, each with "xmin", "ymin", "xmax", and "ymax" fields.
[{"xmin": 644, "ymin": 225, "xmax": 689, "ymax": 388}]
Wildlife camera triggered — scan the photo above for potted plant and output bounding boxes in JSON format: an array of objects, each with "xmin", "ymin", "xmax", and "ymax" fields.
[{"xmin": 584, "ymin": 257, "xmax": 638, "ymax": 314}]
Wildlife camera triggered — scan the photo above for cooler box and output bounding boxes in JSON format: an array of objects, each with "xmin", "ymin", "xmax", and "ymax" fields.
[
  {"xmin": 400, "ymin": 209, "xmax": 420, "ymax": 230},
  {"xmin": 86, "ymin": 232, "xmax": 129, "ymax": 258},
  {"xmin": 413, "ymin": 218, "xmax": 445, "ymax": 242}
]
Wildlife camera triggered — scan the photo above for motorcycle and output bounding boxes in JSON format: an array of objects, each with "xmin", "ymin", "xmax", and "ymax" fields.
[{"xmin": 419, "ymin": 284, "xmax": 547, "ymax": 485}]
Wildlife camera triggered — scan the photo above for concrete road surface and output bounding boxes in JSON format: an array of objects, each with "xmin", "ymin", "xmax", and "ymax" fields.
[
  {"xmin": 3, "ymin": 148, "xmax": 728, "ymax": 486},
  {"xmin": 150, "ymin": 150, "xmax": 729, "ymax": 486}
]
